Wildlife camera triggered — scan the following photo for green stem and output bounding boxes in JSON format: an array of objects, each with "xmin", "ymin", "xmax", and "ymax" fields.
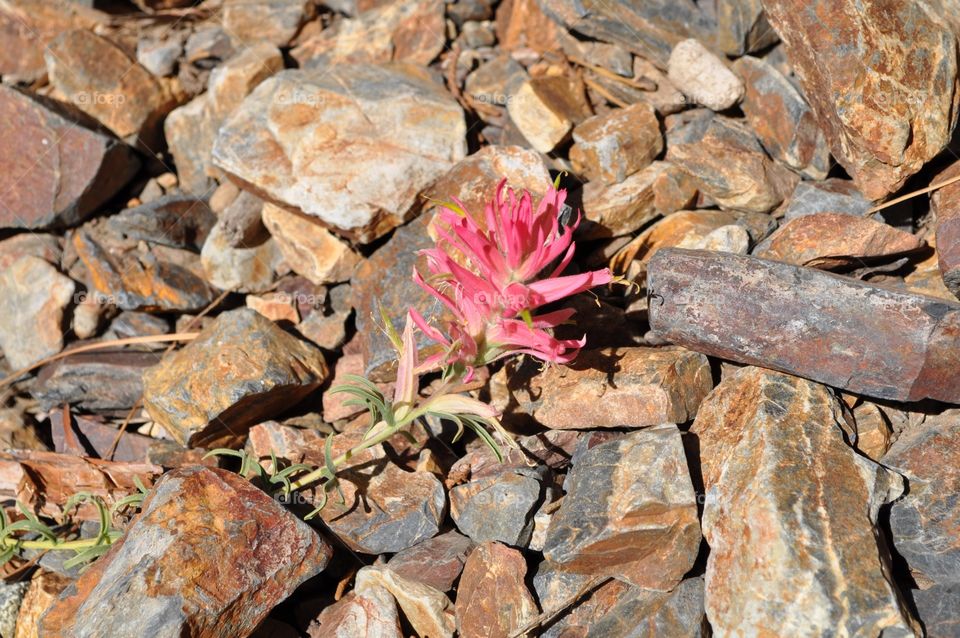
[{"xmin": 0, "ymin": 535, "xmax": 108, "ymax": 551}]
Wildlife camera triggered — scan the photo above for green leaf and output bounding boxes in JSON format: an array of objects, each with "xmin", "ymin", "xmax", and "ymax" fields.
[
  {"xmin": 377, "ymin": 301, "xmax": 404, "ymax": 352},
  {"xmin": 422, "ymin": 195, "xmax": 467, "ymax": 217},
  {"xmin": 63, "ymin": 543, "xmax": 112, "ymax": 569}
]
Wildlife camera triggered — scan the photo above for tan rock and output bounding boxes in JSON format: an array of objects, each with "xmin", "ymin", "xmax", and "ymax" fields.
[
  {"xmin": 222, "ymin": 0, "xmax": 313, "ymax": 46},
  {"xmin": 580, "ymin": 162, "xmax": 672, "ymax": 238},
  {"xmin": 667, "ymin": 39, "xmax": 744, "ymax": 111},
  {"xmin": 692, "ymin": 367, "xmax": 918, "ymax": 636},
  {"xmin": 456, "ymin": 542, "xmax": 538, "ymax": 638},
  {"xmin": 570, "ymin": 102, "xmax": 663, "ymax": 185},
  {"xmin": 246, "ymin": 292, "xmax": 300, "ymax": 324},
  {"xmin": 308, "ymin": 588, "xmax": 401, "ymax": 638},
  {"xmin": 853, "ymin": 400, "xmax": 893, "ymax": 461},
  {"xmin": 495, "ymin": 0, "xmax": 562, "ymax": 53},
  {"xmin": 0, "ymin": 0, "xmax": 100, "ymax": 84},
  {"xmin": 492, "ymin": 347, "xmax": 713, "ymax": 430},
  {"xmin": 15, "ymin": 571, "xmax": 71, "ymax": 638},
  {"xmin": 355, "ymin": 566, "xmax": 456, "ymax": 638},
  {"xmin": 507, "ymin": 76, "xmax": 592, "ymax": 153},
  {"xmin": 200, "ymin": 222, "xmax": 283, "ymax": 293},
  {"xmin": 262, "ymin": 203, "xmax": 361, "ymax": 284}
]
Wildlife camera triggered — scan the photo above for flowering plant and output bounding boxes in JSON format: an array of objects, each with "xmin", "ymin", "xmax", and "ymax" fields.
[{"xmin": 284, "ymin": 179, "xmax": 612, "ymax": 512}]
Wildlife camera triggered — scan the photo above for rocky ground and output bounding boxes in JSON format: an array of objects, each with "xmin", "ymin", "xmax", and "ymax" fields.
[{"xmin": 1, "ymin": 0, "xmax": 960, "ymax": 636}]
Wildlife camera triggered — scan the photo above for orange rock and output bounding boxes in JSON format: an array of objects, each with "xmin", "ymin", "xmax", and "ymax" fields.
[{"xmin": 456, "ymin": 542, "xmax": 538, "ymax": 638}]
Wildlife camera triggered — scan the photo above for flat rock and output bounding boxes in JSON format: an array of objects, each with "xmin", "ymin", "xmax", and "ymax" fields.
[
  {"xmin": 734, "ymin": 55, "xmax": 830, "ymax": 180},
  {"xmin": 932, "ymin": 161, "xmax": 960, "ymax": 299},
  {"xmin": 213, "ymin": 64, "xmax": 466, "ymax": 243},
  {"xmin": 581, "ymin": 162, "xmax": 676, "ymax": 238},
  {"xmin": 0, "ymin": 86, "xmax": 138, "ymax": 229},
  {"xmin": 33, "ymin": 351, "xmax": 156, "ymax": 412},
  {"xmin": 456, "ymin": 541, "xmax": 538, "ymax": 638},
  {"xmin": 667, "ymin": 39, "xmax": 744, "ymax": 111},
  {"xmin": 142, "ymin": 308, "xmax": 328, "ymax": 447},
  {"xmin": 45, "ymin": 29, "xmax": 174, "ymax": 148},
  {"xmin": 450, "ymin": 463, "xmax": 547, "ymax": 547},
  {"xmin": 884, "ymin": 417, "xmax": 960, "ymax": 588},
  {"xmin": 507, "ymin": 75, "xmax": 591, "ymax": 153},
  {"xmin": 666, "ymin": 110, "xmax": 798, "ymax": 213},
  {"xmin": 387, "ymin": 530, "xmax": 475, "ymax": 592},
  {"xmin": 913, "ymin": 584, "xmax": 960, "ymax": 638},
  {"xmin": 648, "ymin": 248, "xmax": 960, "ymax": 403},
  {"xmin": 754, "ymin": 212, "xmax": 925, "ymax": 269},
  {"xmin": 0, "ymin": 256, "xmax": 75, "ymax": 371},
  {"xmin": 691, "ymin": 366, "xmax": 917, "ymax": 636},
  {"xmin": 543, "ymin": 425, "xmax": 701, "ymax": 589},
  {"xmin": 0, "ymin": 233, "xmax": 62, "ymax": 269},
  {"xmin": 762, "ymin": 0, "xmax": 959, "ymax": 200},
  {"xmin": 570, "ymin": 102, "xmax": 662, "ymax": 185},
  {"xmin": 493, "ymin": 347, "xmax": 713, "ymax": 429},
  {"xmin": 782, "ymin": 178, "xmax": 873, "ymax": 220},
  {"xmin": 262, "ymin": 203, "xmax": 361, "ymax": 284},
  {"xmin": 39, "ymin": 466, "xmax": 331, "ymax": 638},
  {"xmin": 221, "ymin": 0, "xmax": 313, "ymax": 46},
  {"xmin": 292, "ymin": 0, "xmax": 445, "ymax": 67}
]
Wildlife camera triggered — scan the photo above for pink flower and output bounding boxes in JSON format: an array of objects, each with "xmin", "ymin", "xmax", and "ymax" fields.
[{"xmin": 411, "ymin": 179, "xmax": 612, "ymax": 373}]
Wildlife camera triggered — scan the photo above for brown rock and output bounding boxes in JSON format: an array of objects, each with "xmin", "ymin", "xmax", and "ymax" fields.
[
  {"xmin": 782, "ymin": 178, "xmax": 873, "ymax": 220},
  {"xmin": 852, "ymin": 400, "xmax": 894, "ymax": 460},
  {"xmin": 754, "ymin": 212, "xmax": 925, "ymax": 269},
  {"xmin": 493, "ymin": 347, "xmax": 713, "ymax": 430},
  {"xmin": 142, "ymin": 308, "xmax": 328, "ymax": 447},
  {"xmin": 45, "ymin": 30, "xmax": 174, "ymax": 148},
  {"xmin": 387, "ymin": 530, "xmax": 475, "ymax": 592},
  {"xmin": 648, "ymin": 248, "xmax": 960, "ymax": 403},
  {"xmin": 48, "ymin": 411, "xmax": 151, "ymax": 462},
  {"xmin": 308, "ymin": 588, "xmax": 402, "ymax": 638},
  {"xmin": 692, "ymin": 367, "xmax": 917, "ymax": 636},
  {"xmin": 666, "ymin": 110, "xmax": 798, "ymax": 213},
  {"xmin": 762, "ymin": 0, "xmax": 959, "ymax": 200},
  {"xmin": 543, "ymin": 425, "xmax": 701, "ymax": 590},
  {"xmin": 0, "ymin": 256, "xmax": 75, "ymax": 371},
  {"xmin": 0, "ymin": 86, "xmax": 139, "ymax": 230},
  {"xmin": 39, "ymin": 467, "xmax": 331, "ymax": 638},
  {"xmin": 213, "ymin": 64, "xmax": 466, "ymax": 243},
  {"xmin": 713, "ymin": 0, "xmax": 778, "ymax": 55},
  {"xmin": 0, "ymin": 0, "xmax": 100, "ymax": 84},
  {"xmin": 246, "ymin": 292, "xmax": 300, "ymax": 324},
  {"xmin": 292, "ymin": 0, "xmax": 445, "ymax": 67},
  {"xmin": 215, "ymin": 190, "xmax": 269, "ymax": 248},
  {"xmin": 495, "ymin": 0, "xmax": 562, "ymax": 53},
  {"xmin": 456, "ymin": 542, "xmax": 538, "ymax": 638},
  {"xmin": 262, "ymin": 203, "xmax": 361, "ymax": 284},
  {"xmin": 0, "ymin": 233, "xmax": 62, "ymax": 269},
  {"xmin": 507, "ymin": 75, "xmax": 592, "ymax": 153},
  {"xmin": 464, "ymin": 55, "xmax": 529, "ymax": 110},
  {"xmin": 569, "ymin": 102, "xmax": 663, "ymax": 185},
  {"xmin": 33, "ymin": 351, "xmax": 156, "ymax": 412},
  {"xmin": 734, "ymin": 55, "xmax": 830, "ymax": 180},
  {"xmin": 580, "ymin": 162, "xmax": 673, "ymax": 238},
  {"xmin": 355, "ymin": 566, "xmax": 456, "ymax": 638},
  {"xmin": 15, "ymin": 571, "xmax": 71, "ymax": 638},
  {"xmin": 932, "ymin": 160, "xmax": 960, "ymax": 299},
  {"xmin": 221, "ymin": 0, "xmax": 313, "ymax": 46}
]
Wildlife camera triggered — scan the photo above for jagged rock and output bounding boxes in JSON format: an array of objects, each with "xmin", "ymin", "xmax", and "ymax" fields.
[
  {"xmin": 581, "ymin": 162, "xmax": 677, "ymax": 238},
  {"xmin": 692, "ymin": 367, "xmax": 918, "ymax": 636},
  {"xmin": 762, "ymin": 0, "xmax": 960, "ymax": 199},
  {"xmin": 932, "ymin": 161, "xmax": 960, "ymax": 299},
  {"xmin": 33, "ymin": 351, "xmax": 155, "ymax": 412},
  {"xmin": 450, "ymin": 462, "xmax": 547, "ymax": 547},
  {"xmin": 261, "ymin": 203, "xmax": 361, "ymax": 285},
  {"xmin": 142, "ymin": 308, "xmax": 328, "ymax": 447},
  {"xmin": 39, "ymin": 467, "xmax": 332, "ymax": 638},
  {"xmin": 308, "ymin": 587, "xmax": 401, "ymax": 638},
  {"xmin": 667, "ymin": 39, "xmax": 744, "ymax": 111},
  {"xmin": 456, "ymin": 541, "xmax": 538, "ymax": 638},
  {"xmin": 200, "ymin": 222, "xmax": 284, "ymax": 293},
  {"xmin": 213, "ymin": 64, "xmax": 466, "ymax": 243},
  {"xmin": 713, "ymin": 0, "xmax": 778, "ymax": 55},
  {"xmin": 913, "ymin": 584, "xmax": 960, "ymax": 638},
  {"xmin": 0, "ymin": 0, "xmax": 100, "ymax": 84},
  {"xmin": 782, "ymin": 178, "xmax": 873, "ymax": 220},
  {"xmin": 570, "ymin": 102, "xmax": 663, "ymax": 185},
  {"xmin": 355, "ymin": 566, "xmax": 456, "ymax": 638},
  {"xmin": 507, "ymin": 75, "xmax": 591, "ymax": 153},
  {"xmin": 387, "ymin": 531, "xmax": 475, "ymax": 592},
  {"xmin": 543, "ymin": 425, "xmax": 701, "ymax": 590}
]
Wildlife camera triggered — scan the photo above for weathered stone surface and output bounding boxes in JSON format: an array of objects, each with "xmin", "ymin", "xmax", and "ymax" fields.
[
  {"xmin": 913, "ymin": 584, "xmax": 960, "ymax": 638},
  {"xmin": 667, "ymin": 39, "xmax": 744, "ymax": 111},
  {"xmin": 213, "ymin": 64, "xmax": 466, "ymax": 243},
  {"xmin": 355, "ymin": 566, "xmax": 456, "ymax": 638},
  {"xmin": 352, "ymin": 213, "xmax": 445, "ymax": 380},
  {"xmin": 581, "ymin": 162, "xmax": 675, "ymax": 238},
  {"xmin": 852, "ymin": 400, "xmax": 894, "ymax": 461},
  {"xmin": 387, "ymin": 530, "xmax": 474, "ymax": 592},
  {"xmin": 215, "ymin": 189, "xmax": 269, "ymax": 248},
  {"xmin": 932, "ymin": 161, "xmax": 960, "ymax": 299},
  {"xmin": 200, "ymin": 222, "xmax": 284, "ymax": 293},
  {"xmin": 691, "ymin": 366, "xmax": 917, "ymax": 636},
  {"xmin": 762, "ymin": 0, "xmax": 959, "ymax": 200},
  {"xmin": 0, "ymin": 0, "xmax": 100, "ymax": 84},
  {"xmin": 262, "ymin": 203, "xmax": 361, "ymax": 284},
  {"xmin": 648, "ymin": 248, "xmax": 960, "ymax": 403},
  {"xmin": 884, "ymin": 417, "xmax": 960, "ymax": 588},
  {"xmin": 15, "ymin": 571, "xmax": 71, "ymax": 638},
  {"xmin": 493, "ymin": 347, "xmax": 712, "ymax": 429},
  {"xmin": 456, "ymin": 541, "xmax": 538, "ymax": 638},
  {"xmin": 246, "ymin": 292, "xmax": 299, "ymax": 324},
  {"xmin": 45, "ymin": 29, "xmax": 174, "ymax": 148},
  {"xmin": 696, "ymin": 224, "xmax": 750, "ymax": 254},
  {"xmin": 450, "ymin": 463, "xmax": 547, "ymax": 547},
  {"xmin": 39, "ymin": 466, "xmax": 331, "ymax": 638},
  {"xmin": 666, "ymin": 110, "xmax": 798, "ymax": 213},
  {"xmin": 33, "ymin": 351, "xmax": 156, "ymax": 412},
  {"xmin": 496, "ymin": 0, "xmax": 562, "ymax": 53},
  {"xmin": 754, "ymin": 213, "xmax": 925, "ymax": 269},
  {"xmin": 543, "ymin": 425, "xmax": 700, "ymax": 590},
  {"xmin": 0, "ymin": 233, "xmax": 62, "ymax": 269},
  {"xmin": 308, "ymin": 587, "xmax": 402, "ymax": 638},
  {"xmin": 734, "ymin": 55, "xmax": 830, "ymax": 180},
  {"xmin": 0, "ymin": 256, "xmax": 75, "ymax": 371},
  {"xmin": 142, "ymin": 308, "xmax": 328, "ymax": 447},
  {"xmin": 0, "ymin": 86, "xmax": 138, "ymax": 230},
  {"xmin": 166, "ymin": 41, "xmax": 283, "ymax": 194},
  {"xmin": 782, "ymin": 178, "xmax": 873, "ymax": 221},
  {"xmin": 464, "ymin": 54, "xmax": 528, "ymax": 109},
  {"xmin": 293, "ymin": 0, "xmax": 445, "ymax": 67},
  {"xmin": 535, "ymin": 0, "xmax": 711, "ymax": 68},
  {"xmin": 714, "ymin": 0, "xmax": 778, "ymax": 55},
  {"xmin": 507, "ymin": 75, "xmax": 591, "ymax": 153},
  {"xmin": 570, "ymin": 102, "xmax": 663, "ymax": 185},
  {"xmin": 222, "ymin": 0, "xmax": 312, "ymax": 45}
]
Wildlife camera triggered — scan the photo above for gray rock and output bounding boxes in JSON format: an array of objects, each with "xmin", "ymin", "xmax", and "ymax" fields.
[
  {"xmin": 585, "ymin": 577, "xmax": 707, "ymax": 638},
  {"xmin": 0, "ymin": 581, "xmax": 28, "ymax": 638},
  {"xmin": 450, "ymin": 464, "xmax": 547, "ymax": 547},
  {"xmin": 913, "ymin": 584, "xmax": 960, "ymax": 638},
  {"xmin": 388, "ymin": 530, "xmax": 475, "ymax": 592},
  {"xmin": 33, "ymin": 351, "xmax": 156, "ymax": 411}
]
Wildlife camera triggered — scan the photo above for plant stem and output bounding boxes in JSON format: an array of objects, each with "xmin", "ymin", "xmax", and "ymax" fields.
[{"xmin": 0, "ymin": 535, "xmax": 108, "ymax": 551}]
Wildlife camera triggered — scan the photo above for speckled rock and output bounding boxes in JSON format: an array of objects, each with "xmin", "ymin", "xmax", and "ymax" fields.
[
  {"xmin": 692, "ymin": 367, "xmax": 918, "ymax": 636},
  {"xmin": 570, "ymin": 102, "xmax": 663, "ymax": 185},
  {"xmin": 213, "ymin": 64, "xmax": 466, "ymax": 243},
  {"xmin": 667, "ymin": 39, "xmax": 744, "ymax": 111},
  {"xmin": 543, "ymin": 425, "xmax": 701, "ymax": 590},
  {"xmin": 142, "ymin": 308, "xmax": 328, "ymax": 447},
  {"xmin": 762, "ymin": 0, "xmax": 960, "ymax": 199},
  {"xmin": 39, "ymin": 466, "xmax": 332, "ymax": 638},
  {"xmin": 0, "ymin": 85, "xmax": 138, "ymax": 230}
]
